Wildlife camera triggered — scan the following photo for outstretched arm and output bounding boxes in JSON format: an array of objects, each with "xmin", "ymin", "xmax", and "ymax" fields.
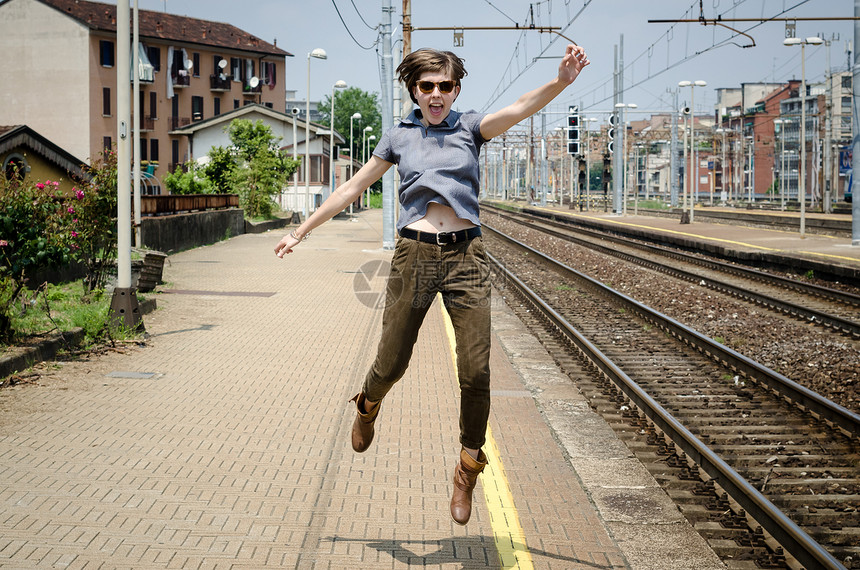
[
  {"xmin": 274, "ymin": 155, "xmax": 393, "ymax": 257},
  {"xmin": 480, "ymin": 44, "xmax": 590, "ymax": 141}
]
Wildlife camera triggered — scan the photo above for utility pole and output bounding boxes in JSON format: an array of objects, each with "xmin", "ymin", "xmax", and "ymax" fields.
[
  {"xmin": 854, "ymin": 0, "xmax": 860, "ymax": 245},
  {"xmin": 110, "ymin": 0, "xmax": 142, "ymax": 332},
  {"xmin": 670, "ymin": 88, "xmax": 679, "ymax": 207},
  {"xmin": 381, "ymin": 0, "xmax": 395, "ymax": 249},
  {"xmin": 401, "ymin": 0, "xmax": 413, "ymax": 119},
  {"xmin": 612, "ymin": 40, "xmax": 623, "ymax": 214}
]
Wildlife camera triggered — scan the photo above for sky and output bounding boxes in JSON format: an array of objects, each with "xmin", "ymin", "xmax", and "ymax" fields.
[{"xmin": 130, "ymin": 0, "xmax": 855, "ymax": 131}]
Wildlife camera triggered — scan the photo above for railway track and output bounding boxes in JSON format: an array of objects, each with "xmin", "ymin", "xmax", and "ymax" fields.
[
  {"xmin": 483, "ymin": 205, "xmax": 860, "ymax": 338},
  {"xmin": 484, "ymin": 224, "xmax": 860, "ymax": 569}
]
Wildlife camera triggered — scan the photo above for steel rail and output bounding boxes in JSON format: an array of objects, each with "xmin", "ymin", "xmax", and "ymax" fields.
[
  {"xmin": 485, "ymin": 206, "xmax": 860, "ymax": 331},
  {"xmin": 491, "ymin": 204, "xmax": 860, "ymax": 308},
  {"xmin": 486, "ymin": 241, "xmax": 849, "ymax": 570}
]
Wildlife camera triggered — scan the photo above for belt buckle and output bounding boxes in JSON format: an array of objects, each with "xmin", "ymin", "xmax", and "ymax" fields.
[{"xmin": 436, "ymin": 231, "xmax": 446, "ymax": 246}]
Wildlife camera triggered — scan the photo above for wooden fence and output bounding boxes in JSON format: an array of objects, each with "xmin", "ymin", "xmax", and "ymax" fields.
[{"xmin": 141, "ymin": 194, "xmax": 239, "ymax": 216}]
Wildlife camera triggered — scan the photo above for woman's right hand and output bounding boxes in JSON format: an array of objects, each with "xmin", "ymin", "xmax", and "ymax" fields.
[{"xmin": 274, "ymin": 233, "xmax": 301, "ymax": 258}]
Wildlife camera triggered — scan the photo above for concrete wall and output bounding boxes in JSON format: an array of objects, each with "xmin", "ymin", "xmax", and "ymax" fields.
[{"xmin": 140, "ymin": 208, "xmax": 245, "ymax": 253}]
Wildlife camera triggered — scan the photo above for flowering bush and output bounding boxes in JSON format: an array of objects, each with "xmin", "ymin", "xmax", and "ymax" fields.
[
  {"xmin": 72, "ymin": 150, "xmax": 119, "ymax": 292},
  {"xmin": 0, "ymin": 176, "xmax": 75, "ymax": 340}
]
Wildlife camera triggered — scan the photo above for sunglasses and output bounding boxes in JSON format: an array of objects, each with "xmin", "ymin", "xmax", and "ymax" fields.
[{"xmin": 416, "ymin": 80, "xmax": 456, "ymax": 94}]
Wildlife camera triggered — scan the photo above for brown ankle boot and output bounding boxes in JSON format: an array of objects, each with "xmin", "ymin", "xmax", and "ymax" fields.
[
  {"xmin": 349, "ymin": 393, "xmax": 380, "ymax": 453},
  {"xmin": 450, "ymin": 448, "xmax": 487, "ymax": 525}
]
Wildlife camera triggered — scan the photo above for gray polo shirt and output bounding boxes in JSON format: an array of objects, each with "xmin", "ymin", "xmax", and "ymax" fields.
[{"xmin": 372, "ymin": 108, "xmax": 490, "ymax": 231}]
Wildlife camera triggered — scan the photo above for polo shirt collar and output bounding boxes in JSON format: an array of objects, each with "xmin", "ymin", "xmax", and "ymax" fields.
[{"xmin": 404, "ymin": 108, "xmax": 460, "ymax": 129}]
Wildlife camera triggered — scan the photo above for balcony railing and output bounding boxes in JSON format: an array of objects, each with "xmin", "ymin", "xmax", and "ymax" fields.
[
  {"xmin": 139, "ymin": 117, "xmax": 155, "ymax": 132},
  {"xmin": 243, "ymin": 82, "xmax": 262, "ymax": 96},
  {"xmin": 172, "ymin": 72, "xmax": 190, "ymax": 87},
  {"xmin": 210, "ymin": 74, "xmax": 231, "ymax": 91},
  {"xmin": 169, "ymin": 116, "xmax": 191, "ymax": 131}
]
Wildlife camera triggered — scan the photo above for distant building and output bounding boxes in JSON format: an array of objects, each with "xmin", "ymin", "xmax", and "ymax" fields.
[
  {"xmin": 0, "ymin": 0, "xmax": 292, "ymax": 192},
  {"xmin": 0, "ymin": 125, "xmax": 89, "ymax": 193}
]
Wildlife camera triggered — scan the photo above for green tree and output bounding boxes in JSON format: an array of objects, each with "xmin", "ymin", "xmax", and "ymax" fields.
[
  {"xmin": 223, "ymin": 119, "xmax": 300, "ymax": 218},
  {"xmin": 203, "ymin": 146, "xmax": 237, "ymax": 194},
  {"xmin": 319, "ymin": 87, "xmax": 383, "ymax": 163},
  {"xmin": 164, "ymin": 162, "xmax": 213, "ymax": 195}
]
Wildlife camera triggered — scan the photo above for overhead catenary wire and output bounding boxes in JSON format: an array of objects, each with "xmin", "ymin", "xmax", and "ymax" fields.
[{"xmin": 330, "ymin": 0, "xmax": 377, "ymax": 50}]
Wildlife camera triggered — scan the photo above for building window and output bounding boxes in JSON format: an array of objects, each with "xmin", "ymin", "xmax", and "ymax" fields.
[
  {"xmin": 234, "ymin": 99, "xmax": 240, "ymax": 109},
  {"xmin": 230, "ymin": 57, "xmax": 242, "ymax": 82},
  {"xmin": 172, "ymin": 139, "xmax": 180, "ymax": 167},
  {"xmin": 214, "ymin": 97, "xmax": 221, "ymax": 116},
  {"xmin": 140, "ymin": 138, "xmax": 148, "ymax": 161},
  {"xmin": 3, "ymin": 154, "xmax": 28, "ymax": 181},
  {"xmin": 103, "ymin": 87, "xmax": 111, "ymax": 116},
  {"xmin": 103, "ymin": 136, "xmax": 112, "ymax": 152},
  {"xmin": 150, "ymin": 139, "xmax": 159, "ymax": 162},
  {"xmin": 147, "ymin": 46, "xmax": 161, "ymax": 71},
  {"xmin": 100, "ymin": 40, "xmax": 114, "ymax": 67},
  {"xmin": 192, "ymin": 52, "xmax": 200, "ymax": 77},
  {"xmin": 191, "ymin": 96, "xmax": 203, "ymax": 121},
  {"xmin": 265, "ymin": 102, "xmax": 273, "ymax": 109},
  {"xmin": 150, "ymin": 91, "xmax": 157, "ymax": 119},
  {"xmin": 843, "ymin": 75, "xmax": 852, "ymax": 89}
]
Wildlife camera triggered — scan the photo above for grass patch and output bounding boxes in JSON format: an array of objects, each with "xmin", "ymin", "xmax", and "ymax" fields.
[
  {"xmin": 556, "ymin": 284, "xmax": 575, "ymax": 291},
  {"xmin": 3, "ymin": 280, "xmax": 146, "ymax": 350}
]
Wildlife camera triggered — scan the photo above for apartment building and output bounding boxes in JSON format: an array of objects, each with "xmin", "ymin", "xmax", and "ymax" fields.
[{"xmin": 0, "ymin": 0, "xmax": 292, "ymax": 191}]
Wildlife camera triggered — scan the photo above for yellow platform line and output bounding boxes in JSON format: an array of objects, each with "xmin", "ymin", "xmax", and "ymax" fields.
[{"xmin": 440, "ymin": 297, "xmax": 534, "ymax": 570}]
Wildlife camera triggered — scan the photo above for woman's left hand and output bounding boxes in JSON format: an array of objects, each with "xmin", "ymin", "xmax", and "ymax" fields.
[{"xmin": 558, "ymin": 44, "xmax": 590, "ymax": 85}]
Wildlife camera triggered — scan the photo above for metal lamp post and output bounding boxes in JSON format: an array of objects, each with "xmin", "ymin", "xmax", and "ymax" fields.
[
  {"xmin": 365, "ymin": 134, "xmax": 376, "ymax": 207},
  {"xmin": 327, "ymin": 80, "xmax": 347, "ymax": 203},
  {"xmin": 304, "ymin": 47, "xmax": 327, "ymax": 220},
  {"xmin": 772, "ymin": 119, "xmax": 788, "ymax": 210},
  {"xmin": 784, "ymin": 36, "xmax": 823, "ymax": 238},
  {"xmin": 679, "ymin": 80, "xmax": 707, "ymax": 223},
  {"xmin": 348, "ymin": 112, "xmax": 362, "ymax": 215}
]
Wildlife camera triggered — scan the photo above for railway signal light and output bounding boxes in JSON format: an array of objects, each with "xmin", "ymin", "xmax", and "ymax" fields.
[
  {"xmin": 567, "ymin": 105, "xmax": 580, "ymax": 155},
  {"xmin": 607, "ymin": 113, "xmax": 617, "ymax": 155}
]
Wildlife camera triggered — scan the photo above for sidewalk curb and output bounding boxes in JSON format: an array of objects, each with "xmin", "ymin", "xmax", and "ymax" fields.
[{"xmin": 0, "ymin": 297, "xmax": 157, "ymax": 380}]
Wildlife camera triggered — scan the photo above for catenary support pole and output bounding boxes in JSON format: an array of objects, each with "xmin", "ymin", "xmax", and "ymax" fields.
[
  {"xmin": 853, "ymin": 0, "xmax": 860, "ymax": 245},
  {"xmin": 381, "ymin": 0, "xmax": 396, "ymax": 249}
]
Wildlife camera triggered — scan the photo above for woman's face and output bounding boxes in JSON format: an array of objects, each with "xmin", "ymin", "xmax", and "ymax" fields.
[{"xmin": 413, "ymin": 70, "xmax": 460, "ymax": 127}]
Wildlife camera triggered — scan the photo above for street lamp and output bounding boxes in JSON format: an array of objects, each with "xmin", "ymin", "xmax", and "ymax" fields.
[
  {"xmin": 365, "ymin": 134, "xmax": 376, "ymax": 208},
  {"xmin": 784, "ymin": 36, "xmax": 823, "ymax": 238},
  {"xmin": 772, "ymin": 119, "xmax": 789, "ymax": 210},
  {"xmin": 304, "ymin": 47, "xmax": 327, "ymax": 220},
  {"xmin": 614, "ymin": 102, "xmax": 637, "ymax": 214},
  {"xmin": 349, "ymin": 112, "xmax": 362, "ymax": 214},
  {"xmin": 679, "ymin": 80, "xmax": 707, "ymax": 223},
  {"xmin": 328, "ymin": 79, "xmax": 347, "ymax": 203}
]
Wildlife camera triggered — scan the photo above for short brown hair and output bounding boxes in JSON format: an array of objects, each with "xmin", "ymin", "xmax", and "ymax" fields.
[{"xmin": 397, "ymin": 48, "xmax": 467, "ymax": 104}]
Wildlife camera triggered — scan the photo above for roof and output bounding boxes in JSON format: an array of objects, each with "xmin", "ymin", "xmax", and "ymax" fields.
[
  {"xmin": 0, "ymin": 125, "xmax": 90, "ymax": 181},
  {"xmin": 172, "ymin": 103, "xmax": 346, "ymax": 145},
  {"xmin": 37, "ymin": 0, "xmax": 291, "ymax": 57}
]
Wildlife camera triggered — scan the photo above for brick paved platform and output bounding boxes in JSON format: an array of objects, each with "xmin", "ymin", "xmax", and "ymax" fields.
[{"xmin": 0, "ymin": 209, "xmax": 724, "ymax": 569}]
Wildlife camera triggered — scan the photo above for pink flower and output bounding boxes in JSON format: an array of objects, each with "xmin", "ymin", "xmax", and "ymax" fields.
[
  {"xmin": 74, "ymin": 188, "xmax": 84, "ymax": 200},
  {"xmin": 52, "ymin": 181, "xmax": 59, "ymax": 187},
  {"xmin": 73, "ymin": 218, "xmax": 78, "ymax": 223},
  {"xmin": 67, "ymin": 206, "xmax": 75, "ymax": 214},
  {"xmin": 0, "ymin": 240, "xmax": 7, "ymax": 247},
  {"xmin": 35, "ymin": 183, "xmax": 45, "ymax": 190},
  {"xmin": 70, "ymin": 231, "xmax": 78, "ymax": 238}
]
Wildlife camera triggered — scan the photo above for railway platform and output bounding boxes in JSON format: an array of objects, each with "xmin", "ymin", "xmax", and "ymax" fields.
[
  {"xmin": 0, "ymin": 209, "xmax": 725, "ymax": 569},
  {"xmin": 501, "ymin": 201, "xmax": 860, "ymax": 281}
]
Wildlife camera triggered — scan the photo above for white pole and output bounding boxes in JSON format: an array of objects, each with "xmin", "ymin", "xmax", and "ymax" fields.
[
  {"xmin": 800, "ymin": 42, "xmax": 807, "ymax": 238},
  {"xmin": 132, "ymin": 0, "xmax": 141, "ymax": 248},
  {"xmin": 304, "ymin": 54, "xmax": 311, "ymax": 220},
  {"xmin": 116, "ymin": 0, "xmax": 131, "ymax": 289}
]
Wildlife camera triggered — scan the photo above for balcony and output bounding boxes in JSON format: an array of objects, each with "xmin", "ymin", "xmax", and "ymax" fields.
[
  {"xmin": 139, "ymin": 117, "xmax": 155, "ymax": 132},
  {"xmin": 172, "ymin": 71, "xmax": 190, "ymax": 88},
  {"xmin": 210, "ymin": 74, "xmax": 231, "ymax": 91},
  {"xmin": 169, "ymin": 116, "xmax": 191, "ymax": 131},
  {"xmin": 243, "ymin": 82, "xmax": 262, "ymax": 96}
]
